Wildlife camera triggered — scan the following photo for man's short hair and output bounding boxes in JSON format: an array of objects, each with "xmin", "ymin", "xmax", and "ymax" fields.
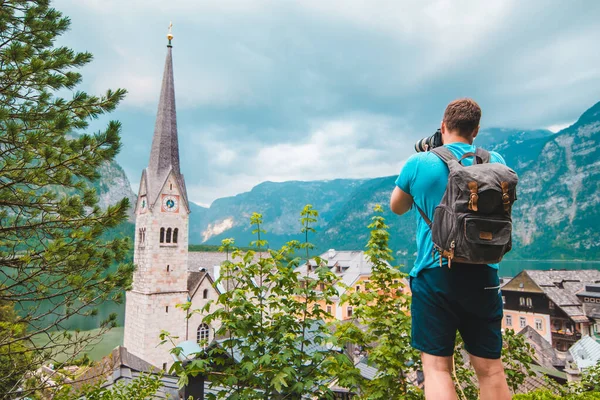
[{"xmin": 443, "ymin": 98, "xmax": 481, "ymax": 138}]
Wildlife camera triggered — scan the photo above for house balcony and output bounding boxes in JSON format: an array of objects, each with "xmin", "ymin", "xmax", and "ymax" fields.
[{"xmin": 551, "ymin": 330, "xmax": 581, "ymax": 342}]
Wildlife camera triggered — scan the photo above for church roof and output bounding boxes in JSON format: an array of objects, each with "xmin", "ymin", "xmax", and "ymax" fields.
[{"xmin": 145, "ymin": 44, "xmax": 189, "ymax": 211}]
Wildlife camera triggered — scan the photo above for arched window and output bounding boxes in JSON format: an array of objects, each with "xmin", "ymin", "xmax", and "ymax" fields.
[
  {"xmin": 173, "ymin": 228, "xmax": 178, "ymax": 244},
  {"xmin": 197, "ymin": 323, "xmax": 210, "ymax": 348},
  {"xmin": 160, "ymin": 227, "xmax": 165, "ymax": 243},
  {"xmin": 166, "ymin": 228, "xmax": 172, "ymax": 243},
  {"xmin": 142, "ymin": 228, "xmax": 146, "ymax": 243},
  {"xmin": 203, "ymin": 289, "xmax": 209, "ymax": 299},
  {"xmin": 167, "ymin": 265, "xmax": 170, "ymax": 272}
]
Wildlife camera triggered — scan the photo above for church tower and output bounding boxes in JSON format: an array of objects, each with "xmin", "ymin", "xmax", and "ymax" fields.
[{"xmin": 123, "ymin": 28, "xmax": 189, "ymax": 369}]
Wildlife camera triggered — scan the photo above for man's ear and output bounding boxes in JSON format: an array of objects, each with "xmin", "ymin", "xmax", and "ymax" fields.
[
  {"xmin": 472, "ymin": 125, "xmax": 480, "ymax": 139},
  {"xmin": 441, "ymin": 121, "xmax": 447, "ymax": 134}
]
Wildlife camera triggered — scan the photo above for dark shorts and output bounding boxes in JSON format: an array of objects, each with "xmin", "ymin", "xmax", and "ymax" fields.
[{"xmin": 410, "ymin": 263, "xmax": 503, "ymax": 359}]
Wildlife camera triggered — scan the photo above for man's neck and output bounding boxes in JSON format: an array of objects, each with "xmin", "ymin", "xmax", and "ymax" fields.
[{"xmin": 443, "ymin": 135, "xmax": 473, "ymax": 145}]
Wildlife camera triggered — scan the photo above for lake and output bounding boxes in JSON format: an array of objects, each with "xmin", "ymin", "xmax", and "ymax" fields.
[{"xmin": 53, "ymin": 259, "xmax": 600, "ymax": 360}]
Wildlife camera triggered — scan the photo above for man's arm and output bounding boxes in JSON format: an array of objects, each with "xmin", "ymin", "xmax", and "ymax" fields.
[{"xmin": 390, "ymin": 186, "xmax": 413, "ymax": 215}]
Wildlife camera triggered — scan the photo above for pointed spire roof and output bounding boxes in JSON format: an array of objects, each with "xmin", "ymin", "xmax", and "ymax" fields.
[
  {"xmin": 149, "ymin": 45, "xmax": 180, "ymax": 176},
  {"xmin": 143, "ymin": 37, "xmax": 189, "ymax": 212}
]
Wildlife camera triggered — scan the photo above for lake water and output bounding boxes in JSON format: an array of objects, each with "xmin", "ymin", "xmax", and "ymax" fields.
[
  {"xmin": 52, "ymin": 259, "xmax": 600, "ymax": 360},
  {"xmin": 397, "ymin": 258, "xmax": 600, "ymax": 277}
]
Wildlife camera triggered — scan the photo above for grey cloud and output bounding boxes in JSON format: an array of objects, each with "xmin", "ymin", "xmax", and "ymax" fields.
[{"xmin": 54, "ymin": 0, "xmax": 600, "ymax": 204}]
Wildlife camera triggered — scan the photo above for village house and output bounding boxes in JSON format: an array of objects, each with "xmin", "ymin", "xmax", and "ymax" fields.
[
  {"xmin": 501, "ymin": 270, "xmax": 600, "ymax": 352},
  {"xmin": 294, "ymin": 249, "xmax": 411, "ymax": 321}
]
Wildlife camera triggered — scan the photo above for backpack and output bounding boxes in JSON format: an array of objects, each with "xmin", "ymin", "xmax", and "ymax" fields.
[{"xmin": 415, "ymin": 147, "xmax": 518, "ymax": 267}]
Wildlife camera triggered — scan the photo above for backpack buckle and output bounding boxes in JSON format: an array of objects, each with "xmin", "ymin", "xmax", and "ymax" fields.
[
  {"xmin": 468, "ymin": 181, "xmax": 479, "ymax": 212},
  {"xmin": 501, "ymin": 182, "xmax": 511, "ymax": 212}
]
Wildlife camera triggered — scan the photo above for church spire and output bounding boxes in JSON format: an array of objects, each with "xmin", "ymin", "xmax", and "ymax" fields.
[
  {"xmin": 144, "ymin": 23, "xmax": 188, "ymax": 212},
  {"xmin": 148, "ymin": 25, "xmax": 179, "ymax": 177}
]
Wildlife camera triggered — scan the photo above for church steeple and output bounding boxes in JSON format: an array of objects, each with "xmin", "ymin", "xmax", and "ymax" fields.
[
  {"xmin": 149, "ymin": 33, "xmax": 180, "ymax": 178},
  {"xmin": 124, "ymin": 23, "xmax": 191, "ymax": 369},
  {"xmin": 144, "ymin": 26, "xmax": 188, "ymax": 212}
]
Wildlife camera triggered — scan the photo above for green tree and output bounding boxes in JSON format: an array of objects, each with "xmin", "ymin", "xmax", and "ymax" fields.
[
  {"xmin": 166, "ymin": 206, "xmax": 353, "ymax": 399},
  {"xmin": 334, "ymin": 205, "xmax": 423, "ymax": 399},
  {"xmin": 54, "ymin": 372, "xmax": 163, "ymax": 400},
  {"xmin": 0, "ymin": 0, "xmax": 131, "ymax": 397}
]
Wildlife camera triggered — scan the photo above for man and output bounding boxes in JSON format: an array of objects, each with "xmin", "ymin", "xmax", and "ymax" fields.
[{"xmin": 390, "ymin": 99, "xmax": 511, "ymax": 400}]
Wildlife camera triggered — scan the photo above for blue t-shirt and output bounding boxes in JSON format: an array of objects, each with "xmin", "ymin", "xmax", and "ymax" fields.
[{"xmin": 395, "ymin": 142, "xmax": 507, "ymax": 277}]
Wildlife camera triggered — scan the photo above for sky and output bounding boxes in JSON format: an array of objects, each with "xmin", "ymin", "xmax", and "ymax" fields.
[{"xmin": 54, "ymin": 0, "xmax": 600, "ymax": 206}]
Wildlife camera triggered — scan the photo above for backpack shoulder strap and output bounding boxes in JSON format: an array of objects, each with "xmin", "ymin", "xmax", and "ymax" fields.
[
  {"xmin": 415, "ymin": 205, "xmax": 432, "ymax": 228},
  {"xmin": 475, "ymin": 147, "xmax": 491, "ymax": 163},
  {"xmin": 431, "ymin": 146, "xmax": 457, "ymax": 165}
]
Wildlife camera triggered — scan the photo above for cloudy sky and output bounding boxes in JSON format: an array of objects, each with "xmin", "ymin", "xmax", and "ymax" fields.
[{"xmin": 54, "ymin": 0, "xmax": 600, "ymax": 206}]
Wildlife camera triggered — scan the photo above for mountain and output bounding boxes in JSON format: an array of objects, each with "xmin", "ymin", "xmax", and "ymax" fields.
[
  {"xmin": 93, "ymin": 161, "xmax": 137, "ymax": 221},
  {"xmin": 506, "ymin": 101, "xmax": 600, "ymax": 259},
  {"xmin": 188, "ymin": 180, "xmax": 367, "ymax": 249}
]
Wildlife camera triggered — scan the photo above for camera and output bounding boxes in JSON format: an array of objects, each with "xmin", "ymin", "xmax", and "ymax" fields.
[{"xmin": 414, "ymin": 129, "xmax": 442, "ymax": 152}]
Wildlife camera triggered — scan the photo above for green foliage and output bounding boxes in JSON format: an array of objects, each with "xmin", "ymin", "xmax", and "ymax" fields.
[
  {"xmin": 513, "ymin": 390, "xmax": 600, "ymax": 400},
  {"xmin": 189, "ymin": 243, "xmax": 251, "ymax": 252},
  {"xmin": 54, "ymin": 372, "xmax": 163, "ymax": 400},
  {"xmin": 0, "ymin": 0, "xmax": 131, "ymax": 397},
  {"xmin": 166, "ymin": 205, "xmax": 353, "ymax": 399},
  {"xmin": 567, "ymin": 363, "xmax": 600, "ymax": 395},
  {"xmin": 502, "ymin": 329, "xmax": 537, "ymax": 394},
  {"xmin": 0, "ymin": 298, "xmax": 33, "ymax": 395},
  {"xmin": 334, "ymin": 205, "xmax": 423, "ymax": 399}
]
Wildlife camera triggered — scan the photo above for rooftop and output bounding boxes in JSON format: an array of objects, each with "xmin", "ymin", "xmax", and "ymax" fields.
[
  {"xmin": 296, "ymin": 250, "xmax": 401, "ymax": 296},
  {"xmin": 569, "ymin": 336, "xmax": 600, "ymax": 370},
  {"xmin": 503, "ymin": 270, "xmax": 600, "ymax": 321}
]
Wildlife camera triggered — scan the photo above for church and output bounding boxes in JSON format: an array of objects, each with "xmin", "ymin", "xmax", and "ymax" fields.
[{"xmin": 122, "ymin": 31, "xmax": 221, "ymax": 370}]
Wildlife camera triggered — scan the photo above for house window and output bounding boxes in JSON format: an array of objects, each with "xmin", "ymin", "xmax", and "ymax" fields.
[
  {"xmin": 166, "ymin": 306, "xmax": 169, "ymax": 313},
  {"xmin": 502, "ymin": 296, "xmax": 506, "ymax": 305},
  {"xmin": 162, "ymin": 363, "xmax": 167, "ymax": 371},
  {"xmin": 549, "ymin": 301, "xmax": 555, "ymax": 309},
  {"xmin": 393, "ymin": 280, "xmax": 399, "ymax": 285},
  {"xmin": 197, "ymin": 323, "xmax": 210, "ymax": 348},
  {"xmin": 203, "ymin": 289, "xmax": 209, "ymax": 299},
  {"xmin": 167, "ymin": 265, "xmax": 170, "ymax": 272},
  {"xmin": 173, "ymin": 228, "xmax": 178, "ymax": 244},
  {"xmin": 526, "ymin": 297, "xmax": 533, "ymax": 308},
  {"xmin": 356, "ymin": 285, "xmax": 361, "ymax": 292},
  {"xmin": 520, "ymin": 317, "xmax": 526, "ymax": 328},
  {"xmin": 170, "ymin": 183, "xmax": 173, "ymax": 190},
  {"xmin": 506, "ymin": 315, "xmax": 512, "ymax": 327},
  {"xmin": 160, "ymin": 227, "xmax": 165, "ymax": 243},
  {"xmin": 519, "ymin": 297, "xmax": 525, "ymax": 306},
  {"xmin": 166, "ymin": 228, "xmax": 172, "ymax": 243},
  {"xmin": 535, "ymin": 319, "xmax": 543, "ymax": 331},
  {"xmin": 347, "ymin": 307, "xmax": 353, "ymax": 317},
  {"xmin": 327, "ymin": 305, "xmax": 332, "ymax": 314}
]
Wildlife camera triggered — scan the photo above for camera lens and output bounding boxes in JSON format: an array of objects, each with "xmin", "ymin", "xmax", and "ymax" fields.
[{"xmin": 414, "ymin": 137, "xmax": 431, "ymax": 153}]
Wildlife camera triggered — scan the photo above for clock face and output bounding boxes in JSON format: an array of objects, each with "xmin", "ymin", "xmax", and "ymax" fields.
[{"xmin": 162, "ymin": 195, "xmax": 179, "ymax": 213}]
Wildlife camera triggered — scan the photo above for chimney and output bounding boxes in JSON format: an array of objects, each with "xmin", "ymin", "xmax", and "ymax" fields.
[{"xmin": 328, "ymin": 249, "xmax": 336, "ymax": 259}]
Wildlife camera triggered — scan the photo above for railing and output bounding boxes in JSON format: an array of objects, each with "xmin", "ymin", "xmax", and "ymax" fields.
[{"xmin": 551, "ymin": 330, "xmax": 581, "ymax": 341}]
